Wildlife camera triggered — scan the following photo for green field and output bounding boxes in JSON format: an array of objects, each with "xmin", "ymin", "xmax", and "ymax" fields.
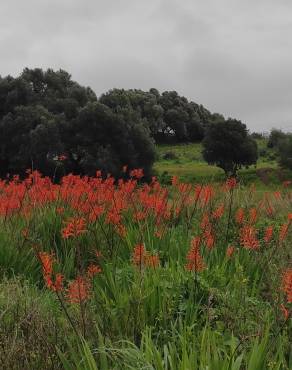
[{"xmin": 154, "ymin": 140, "xmax": 290, "ymax": 188}]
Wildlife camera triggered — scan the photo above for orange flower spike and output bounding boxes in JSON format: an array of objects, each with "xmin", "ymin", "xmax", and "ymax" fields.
[
  {"xmin": 279, "ymin": 223, "xmax": 289, "ymax": 243},
  {"xmin": 235, "ymin": 208, "xmax": 245, "ymax": 224},
  {"xmin": 53, "ymin": 273, "xmax": 64, "ymax": 292},
  {"xmin": 226, "ymin": 245, "xmax": 235, "ymax": 258},
  {"xmin": 132, "ymin": 244, "xmax": 146, "ymax": 266},
  {"xmin": 280, "ymin": 304, "xmax": 289, "ymax": 320},
  {"xmin": 204, "ymin": 229, "xmax": 215, "ymax": 250},
  {"xmin": 282, "ymin": 269, "xmax": 292, "ymax": 303},
  {"xmin": 61, "ymin": 217, "xmax": 87, "ymax": 239},
  {"xmin": 67, "ymin": 276, "xmax": 91, "ymax": 304},
  {"xmin": 206, "ymin": 233, "xmax": 215, "ymax": 250},
  {"xmin": 249, "ymin": 208, "xmax": 257, "ymax": 224},
  {"xmin": 87, "ymin": 264, "xmax": 102, "ymax": 278},
  {"xmin": 171, "ymin": 176, "xmax": 179, "ymax": 187},
  {"xmin": 185, "ymin": 237, "xmax": 205, "ymax": 272},
  {"xmin": 201, "ymin": 185, "xmax": 214, "ymax": 206},
  {"xmin": 200, "ymin": 213, "xmax": 211, "ymax": 231},
  {"xmin": 194, "ymin": 184, "xmax": 203, "ymax": 201},
  {"xmin": 44, "ymin": 275, "xmax": 54, "ymax": 290},
  {"xmin": 266, "ymin": 206, "xmax": 274, "ymax": 217},
  {"xmin": 39, "ymin": 252, "xmax": 54, "ymax": 276},
  {"xmin": 212, "ymin": 204, "xmax": 224, "ymax": 219},
  {"xmin": 146, "ymin": 254, "xmax": 160, "ymax": 268},
  {"xmin": 264, "ymin": 226, "xmax": 273, "ymax": 243},
  {"xmin": 240, "ymin": 226, "xmax": 260, "ymax": 250}
]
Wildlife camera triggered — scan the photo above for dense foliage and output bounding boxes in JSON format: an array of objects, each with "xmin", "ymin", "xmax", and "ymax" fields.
[
  {"xmin": 278, "ymin": 135, "xmax": 292, "ymax": 170},
  {"xmin": 1, "ymin": 67, "xmax": 265, "ymax": 181},
  {"xmin": 267, "ymin": 129, "xmax": 292, "ymax": 171},
  {"xmin": 0, "ymin": 69, "xmax": 155, "ymax": 179},
  {"xmin": 0, "ymin": 170, "xmax": 291, "ymax": 369},
  {"xmin": 202, "ymin": 119, "xmax": 258, "ymax": 176},
  {"xmin": 100, "ymin": 88, "xmax": 215, "ymax": 143}
]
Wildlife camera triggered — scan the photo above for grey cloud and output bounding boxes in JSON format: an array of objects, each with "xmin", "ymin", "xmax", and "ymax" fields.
[{"xmin": 0, "ymin": 0, "xmax": 292, "ymax": 131}]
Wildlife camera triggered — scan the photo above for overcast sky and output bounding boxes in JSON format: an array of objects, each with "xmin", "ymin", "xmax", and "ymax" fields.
[{"xmin": 1, "ymin": 0, "xmax": 292, "ymax": 132}]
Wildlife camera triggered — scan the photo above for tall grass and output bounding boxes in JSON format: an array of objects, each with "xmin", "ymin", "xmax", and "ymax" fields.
[{"xmin": 0, "ymin": 170, "xmax": 291, "ymax": 369}]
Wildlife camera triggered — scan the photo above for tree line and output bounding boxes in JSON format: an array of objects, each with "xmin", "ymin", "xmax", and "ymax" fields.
[{"xmin": 0, "ymin": 68, "xmax": 289, "ymax": 179}]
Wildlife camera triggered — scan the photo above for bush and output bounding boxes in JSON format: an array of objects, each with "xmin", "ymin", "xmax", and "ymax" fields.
[{"xmin": 162, "ymin": 151, "xmax": 178, "ymax": 160}]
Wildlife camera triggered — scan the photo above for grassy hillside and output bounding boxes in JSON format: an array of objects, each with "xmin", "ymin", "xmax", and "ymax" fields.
[{"xmin": 154, "ymin": 139, "xmax": 290, "ymax": 188}]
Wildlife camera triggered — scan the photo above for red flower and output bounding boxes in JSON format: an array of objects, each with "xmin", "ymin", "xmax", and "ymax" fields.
[
  {"xmin": 87, "ymin": 264, "xmax": 102, "ymax": 277},
  {"xmin": 185, "ymin": 237, "xmax": 205, "ymax": 272},
  {"xmin": 67, "ymin": 276, "xmax": 91, "ymax": 304},
  {"xmin": 53, "ymin": 273, "xmax": 64, "ymax": 292},
  {"xmin": 132, "ymin": 244, "xmax": 146, "ymax": 267},
  {"xmin": 235, "ymin": 208, "xmax": 245, "ymax": 224},
  {"xmin": 212, "ymin": 204, "xmax": 224, "ymax": 219},
  {"xmin": 279, "ymin": 223, "xmax": 289, "ymax": 242},
  {"xmin": 171, "ymin": 176, "xmax": 179, "ymax": 186},
  {"xmin": 145, "ymin": 254, "xmax": 160, "ymax": 268},
  {"xmin": 225, "ymin": 177, "xmax": 237, "ymax": 190},
  {"xmin": 39, "ymin": 252, "xmax": 63, "ymax": 292},
  {"xmin": 280, "ymin": 304, "xmax": 289, "ymax": 320},
  {"xmin": 249, "ymin": 208, "xmax": 257, "ymax": 224},
  {"xmin": 282, "ymin": 269, "xmax": 292, "ymax": 303},
  {"xmin": 39, "ymin": 252, "xmax": 54, "ymax": 276},
  {"xmin": 226, "ymin": 245, "xmax": 235, "ymax": 258},
  {"xmin": 240, "ymin": 226, "xmax": 260, "ymax": 250},
  {"xmin": 204, "ymin": 229, "xmax": 215, "ymax": 250},
  {"xmin": 61, "ymin": 217, "xmax": 87, "ymax": 239},
  {"xmin": 200, "ymin": 214, "xmax": 211, "ymax": 232},
  {"xmin": 130, "ymin": 168, "xmax": 144, "ymax": 179}
]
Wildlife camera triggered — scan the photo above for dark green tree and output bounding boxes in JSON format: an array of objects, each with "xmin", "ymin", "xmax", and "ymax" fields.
[
  {"xmin": 100, "ymin": 88, "xmax": 208, "ymax": 143},
  {"xmin": 62, "ymin": 102, "xmax": 155, "ymax": 178},
  {"xmin": 278, "ymin": 135, "xmax": 292, "ymax": 170},
  {"xmin": 267, "ymin": 129, "xmax": 287, "ymax": 148},
  {"xmin": 0, "ymin": 69, "xmax": 155, "ymax": 179},
  {"xmin": 202, "ymin": 119, "xmax": 258, "ymax": 176},
  {"xmin": 0, "ymin": 105, "xmax": 63, "ymax": 177}
]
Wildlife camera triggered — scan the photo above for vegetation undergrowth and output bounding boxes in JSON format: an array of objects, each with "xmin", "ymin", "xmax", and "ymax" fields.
[{"xmin": 0, "ymin": 169, "xmax": 291, "ymax": 369}]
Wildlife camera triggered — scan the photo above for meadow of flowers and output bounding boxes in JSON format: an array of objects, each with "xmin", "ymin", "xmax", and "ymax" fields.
[{"xmin": 0, "ymin": 169, "xmax": 291, "ymax": 369}]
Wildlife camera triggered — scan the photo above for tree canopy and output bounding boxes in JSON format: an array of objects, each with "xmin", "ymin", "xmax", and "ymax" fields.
[
  {"xmin": 99, "ymin": 88, "xmax": 215, "ymax": 143},
  {"xmin": 0, "ymin": 69, "xmax": 155, "ymax": 179},
  {"xmin": 0, "ymin": 67, "xmax": 265, "ymax": 180},
  {"xmin": 278, "ymin": 135, "xmax": 292, "ymax": 170},
  {"xmin": 202, "ymin": 118, "xmax": 258, "ymax": 176}
]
